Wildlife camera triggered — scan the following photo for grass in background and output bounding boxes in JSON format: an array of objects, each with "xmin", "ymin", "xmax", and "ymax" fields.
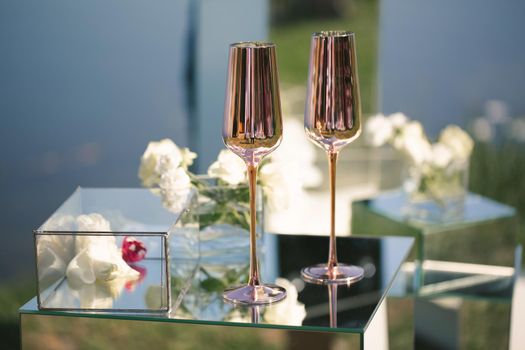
[
  {"xmin": 270, "ymin": 0, "xmax": 379, "ymax": 115},
  {"xmin": 0, "ymin": 278, "xmax": 35, "ymax": 349},
  {"xmin": 470, "ymin": 143, "xmax": 525, "ymax": 252}
]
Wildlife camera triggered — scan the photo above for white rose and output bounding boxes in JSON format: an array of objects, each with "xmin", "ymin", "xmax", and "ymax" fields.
[
  {"xmin": 207, "ymin": 150, "xmax": 246, "ymax": 185},
  {"xmin": 403, "ymin": 135, "xmax": 432, "ymax": 165},
  {"xmin": 159, "ymin": 167, "xmax": 192, "ymax": 213},
  {"xmin": 263, "ymin": 278, "xmax": 306, "ymax": 326},
  {"xmin": 259, "ymin": 161, "xmax": 302, "ymax": 211},
  {"xmin": 180, "ymin": 147, "xmax": 197, "ymax": 168},
  {"xmin": 138, "ymin": 139, "xmax": 183, "ymax": 187},
  {"xmin": 75, "ymin": 213, "xmax": 113, "ymax": 252},
  {"xmin": 388, "ymin": 112, "xmax": 409, "ymax": 129},
  {"xmin": 66, "ymin": 214, "xmax": 139, "ymax": 287},
  {"xmin": 392, "ymin": 120, "xmax": 425, "ymax": 150},
  {"xmin": 438, "ymin": 125, "xmax": 474, "ymax": 161},
  {"xmin": 430, "ymin": 143, "xmax": 454, "ymax": 168},
  {"xmin": 271, "ymin": 117, "xmax": 322, "ymax": 188},
  {"xmin": 364, "ymin": 114, "xmax": 393, "ymax": 147}
]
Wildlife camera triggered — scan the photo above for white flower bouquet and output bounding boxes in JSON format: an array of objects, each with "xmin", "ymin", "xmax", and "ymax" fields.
[
  {"xmin": 365, "ymin": 113, "xmax": 474, "ymax": 219},
  {"xmin": 138, "ymin": 123, "xmax": 319, "ymax": 237}
]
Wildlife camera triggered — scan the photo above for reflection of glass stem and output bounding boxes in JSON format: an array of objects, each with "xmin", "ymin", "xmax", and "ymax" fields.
[
  {"xmin": 328, "ymin": 284, "xmax": 337, "ymax": 328},
  {"xmin": 327, "ymin": 151, "xmax": 339, "ymax": 276},
  {"xmin": 247, "ymin": 164, "xmax": 261, "ymax": 288},
  {"xmin": 250, "ymin": 305, "xmax": 261, "ymax": 324}
]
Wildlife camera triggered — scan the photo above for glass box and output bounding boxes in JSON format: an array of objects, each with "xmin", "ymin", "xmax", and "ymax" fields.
[{"xmin": 33, "ymin": 187, "xmax": 198, "ymax": 312}]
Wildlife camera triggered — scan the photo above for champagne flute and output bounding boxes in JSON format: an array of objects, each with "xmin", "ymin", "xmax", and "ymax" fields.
[
  {"xmin": 222, "ymin": 42, "xmax": 286, "ymax": 305},
  {"xmin": 301, "ymin": 31, "xmax": 365, "ymax": 285}
]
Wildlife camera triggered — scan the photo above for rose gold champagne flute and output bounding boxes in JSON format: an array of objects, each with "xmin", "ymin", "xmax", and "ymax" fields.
[
  {"xmin": 301, "ymin": 31, "xmax": 364, "ymax": 285},
  {"xmin": 222, "ymin": 42, "xmax": 286, "ymax": 305}
]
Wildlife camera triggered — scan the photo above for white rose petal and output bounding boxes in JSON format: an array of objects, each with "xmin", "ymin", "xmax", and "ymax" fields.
[
  {"xmin": 207, "ymin": 150, "xmax": 246, "ymax": 185},
  {"xmin": 65, "ymin": 214, "xmax": 139, "ymax": 289},
  {"xmin": 430, "ymin": 143, "xmax": 454, "ymax": 168},
  {"xmin": 364, "ymin": 114, "xmax": 393, "ymax": 147},
  {"xmin": 139, "ymin": 139, "xmax": 183, "ymax": 187},
  {"xmin": 388, "ymin": 112, "xmax": 409, "ymax": 129},
  {"xmin": 159, "ymin": 167, "xmax": 192, "ymax": 213},
  {"xmin": 392, "ymin": 121, "xmax": 425, "ymax": 150},
  {"xmin": 271, "ymin": 118, "xmax": 322, "ymax": 188},
  {"xmin": 439, "ymin": 125, "xmax": 474, "ymax": 160},
  {"xmin": 180, "ymin": 147, "xmax": 197, "ymax": 168},
  {"xmin": 259, "ymin": 161, "xmax": 302, "ymax": 211},
  {"xmin": 403, "ymin": 136, "xmax": 432, "ymax": 165}
]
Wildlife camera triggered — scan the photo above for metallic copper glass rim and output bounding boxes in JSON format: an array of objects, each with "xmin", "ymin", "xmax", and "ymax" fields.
[
  {"xmin": 312, "ymin": 30, "xmax": 354, "ymax": 37},
  {"xmin": 230, "ymin": 41, "xmax": 275, "ymax": 49}
]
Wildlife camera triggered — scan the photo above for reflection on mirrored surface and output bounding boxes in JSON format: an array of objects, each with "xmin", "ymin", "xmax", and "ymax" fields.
[
  {"xmin": 23, "ymin": 234, "xmax": 414, "ymax": 350},
  {"xmin": 34, "ymin": 187, "xmax": 199, "ymax": 312},
  {"xmin": 27, "ymin": 234, "xmax": 414, "ymax": 332}
]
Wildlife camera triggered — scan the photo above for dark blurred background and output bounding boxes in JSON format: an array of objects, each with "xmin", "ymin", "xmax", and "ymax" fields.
[{"xmin": 1, "ymin": 0, "xmax": 525, "ymax": 348}]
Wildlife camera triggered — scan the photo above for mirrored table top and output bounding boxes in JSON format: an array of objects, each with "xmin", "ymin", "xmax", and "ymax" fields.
[
  {"xmin": 21, "ymin": 234, "xmax": 414, "ymax": 334},
  {"xmin": 359, "ymin": 190, "xmax": 516, "ymax": 230}
]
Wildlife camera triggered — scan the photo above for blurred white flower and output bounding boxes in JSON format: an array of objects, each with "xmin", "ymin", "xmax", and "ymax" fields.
[
  {"xmin": 207, "ymin": 150, "xmax": 246, "ymax": 185},
  {"xmin": 159, "ymin": 167, "xmax": 192, "ymax": 213},
  {"xmin": 390, "ymin": 120, "xmax": 431, "ymax": 164},
  {"xmin": 263, "ymin": 278, "xmax": 306, "ymax": 326},
  {"xmin": 224, "ymin": 309, "xmax": 251, "ymax": 323},
  {"xmin": 271, "ymin": 117, "xmax": 322, "ymax": 188},
  {"xmin": 510, "ymin": 118, "xmax": 525, "ymax": 143},
  {"xmin": 364, "ymin": 114, "xmax": 393, "ymax": 147},
  {"xmin": 259, "ymin": 161, "xmax": 302, "ymax": 211},
  {"xmin": 138, "ymin": 139, "xmax": 184, "ymax": 187},
  {"xmin": 76, "ymin": 213, "xmax": 111, "ymax": 232},
  {"xmin": 180, "ymin": 147, "xmax": 197, "ymax": 168},
  {"xmin": 430, "ymin": 143, "xmax": 453, "ymax": 168},
  {"xmin": 472, "ymin": 117, "xmax": 493, "ymax": 142},
  {"xmin": 389, "ymin": 112, "xmax": 409, "ymax": 129},
  {"xmin": 439, "ymin": 125, "xmax": 474, "ymax": 161},
  {"xmin": 485, "ymin": 100, "xmax": 509, "ymax": 125},
  {"xmin": 403, "ymin": 136, "xmax": 432, "ymax": 165},
  {"xmin": 392, "ymin": 120, "xmax": 425, "ymax": 149}
]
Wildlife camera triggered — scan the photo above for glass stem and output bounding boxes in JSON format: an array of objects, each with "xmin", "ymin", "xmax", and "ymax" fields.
[
  {"xmin": 247, "ymin": 164, "xmax": 260, "ymax": 286},
  {"xmin": 328, "ymin": 284, "xmax": 338, "ymax": 328},
  {"xmin": 328, "ymin": 151, "xmax": 339, "ymax": 272}
]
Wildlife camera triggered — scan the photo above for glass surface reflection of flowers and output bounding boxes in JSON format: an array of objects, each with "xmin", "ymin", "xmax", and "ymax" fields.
[{"xmin": 38, "ymin": 213, "xmax": 146, "ymax": 308}]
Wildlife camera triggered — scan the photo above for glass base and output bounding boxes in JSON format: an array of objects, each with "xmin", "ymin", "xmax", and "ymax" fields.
[
  {"xmin": 301, "ymin": 263, "xmax": 364, "ymax": 285},
  {"xmin": 223, "ymin": 284, "xmax": 287, "ymax": 306}
]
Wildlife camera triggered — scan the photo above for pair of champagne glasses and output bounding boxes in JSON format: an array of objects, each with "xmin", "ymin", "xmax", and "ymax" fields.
[{"xmin": 222, "ymin": 31, "xmax": 364, "ymax": 306}]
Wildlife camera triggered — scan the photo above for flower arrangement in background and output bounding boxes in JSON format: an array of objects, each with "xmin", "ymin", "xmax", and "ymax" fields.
[
  {"xmin": 365, "ymin": 112, "xmax": 474, "ymax": 210},
  {"xmin": 471, "ymin": 100, "xmax": 525, "ymax": 144}
]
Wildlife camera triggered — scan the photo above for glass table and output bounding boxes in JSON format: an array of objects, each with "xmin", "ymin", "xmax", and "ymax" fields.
[
  {"xmin": 352, "ymin": 190, "xmax": 521, "ymax": 349},
  {"xmin": 20, "ymin": 233, "xmax": 415, "ymax": 350}
]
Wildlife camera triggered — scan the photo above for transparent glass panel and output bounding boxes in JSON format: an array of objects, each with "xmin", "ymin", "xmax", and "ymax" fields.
[{"xmin": 34, "ymin": 187, "xmax": 198, "ymax": 312}]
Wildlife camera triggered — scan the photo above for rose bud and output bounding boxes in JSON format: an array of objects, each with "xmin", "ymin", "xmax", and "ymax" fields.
[{"xmin": 122, "ymin": 236, "xmax": 147, "ymax": 263}]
